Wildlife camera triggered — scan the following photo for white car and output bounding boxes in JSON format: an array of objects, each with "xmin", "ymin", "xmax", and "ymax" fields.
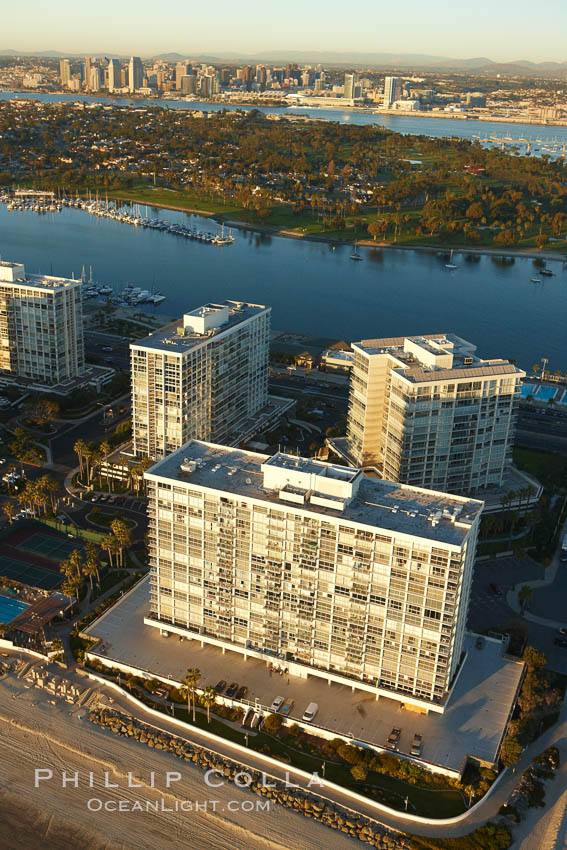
[
  {"xmin": 270, "ymin": 695, "xmax": 284, "ymax": 712},
  {"xmin": 302, "ymin": 702, "xmax": 319, "ymax": 722}
]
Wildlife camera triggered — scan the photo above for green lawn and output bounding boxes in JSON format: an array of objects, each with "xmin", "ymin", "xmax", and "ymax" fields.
[
  {"xmin": 87, "ymin": 509, "xmax": 136, "ymax": 530},
  {"xmin": 513, "ymin": 446, "xmax": 567, "ymax": 489},
  {"xmin": 110, "ymin": 682, "xmax": 467, "ymax": 819}
]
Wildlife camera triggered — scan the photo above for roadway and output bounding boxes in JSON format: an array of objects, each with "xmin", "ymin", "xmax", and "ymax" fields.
[{"xmin": 84, "ymin": 330, "xmax": 132, "ymax": 372}]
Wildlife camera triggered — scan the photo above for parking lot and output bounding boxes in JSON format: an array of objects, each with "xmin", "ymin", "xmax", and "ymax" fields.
[
  {"xmin": 89, "ymin": 493, "xmax": 146, "ymax": 513},
  {"xmin": 87, "ymin": 576, "xmax": 523, "ymax": 777}
]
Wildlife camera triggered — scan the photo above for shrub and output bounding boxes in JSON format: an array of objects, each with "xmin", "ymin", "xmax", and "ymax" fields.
[
  {"xmin": 337, "ymin": 743, "xmax": 364, "ymax": 765},
  {"xmin": 263, "ymin": 713, "xmax": 283, "ymax": 734},
  {"xmin": 350, "ymin": 764, "xmax": 367, "ymax": 782}
]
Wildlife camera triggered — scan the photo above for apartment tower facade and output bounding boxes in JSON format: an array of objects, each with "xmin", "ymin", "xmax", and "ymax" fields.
[
  {"xmin": 144, "ymin": 441, "xmax": 483, "ymax": 711},
  {"xmin": 0, "ymin": 261, "xmax": 84, "ymax": 384},
  {"xmin": 131, "ymin": 301, "xmax": 270, "ymax": 460},
  {"xmin": 345, "ymin": 334, "xmax": 524, "ymax": 493}
]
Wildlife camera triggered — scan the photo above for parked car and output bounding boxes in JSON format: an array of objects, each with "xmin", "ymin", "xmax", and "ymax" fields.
[
  {"xmin": 235, "ymin": 685, "xmax": 248, "ymax": 700},
  {"xmin": 558, "ymin": 628, "xmax": 567, "ymax": 637},
  {"xmin": 225, "ymin": 682, "xmax": 239, "ymax": 698},
  {"xmin": 489, "ymin": 583, "xmax": 503, "ymax": 596},
  {"xmin": 270, "ymin": 695, "xmax": 285, "ymax": 712},
  {"xmin": 475, "ymin": 636, "xmax": 485, "ymax": 649},
  {"xmin": 214, "ymin": 679, "xmax": 227, "ymax": 694},
  {"xmin": 281, "ymin": 699, "xmax": 294, "ymax": 715},
  {"xmin": 386, "ymin": 728, "xmax": 401, "ymax": 751},
  {"xmin": 302, "ymin": 702, "xmax": 318, "ymax": 722},
  {"xmin": 410, "ymin": 733, "xmax": 423, "ymax": 757}
]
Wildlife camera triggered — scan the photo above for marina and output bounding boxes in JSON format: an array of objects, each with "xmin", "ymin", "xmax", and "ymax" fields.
[
  {"xmin": 0, "ymin": 201, "xmax": 565, "ymax": 372},
  {"xmin": 0, "ymin": 190, "xmax": 235, "ymax": 248}
]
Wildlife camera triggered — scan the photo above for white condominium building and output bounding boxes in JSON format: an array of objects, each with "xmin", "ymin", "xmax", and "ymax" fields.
[
  {"xmin": 0, "ymin": 261, "xmax": 84, "ymax": 384},
  {"xmin": 144, "ymin": 440, "xmax": 483, "ymax": 711},
  {"xmin": 345, "ymin": 334, "xmax": 524, "ymax": 494},
  {"xmin": 131, "ymin": 301, "xmax": 270, "ymax": 460}
]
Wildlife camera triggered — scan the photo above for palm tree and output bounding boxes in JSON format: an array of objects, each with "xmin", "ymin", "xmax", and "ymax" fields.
[
  {"xmin": 100, "ymin": 440, "xmax": 112, "ymax": 491},
  {"xmin": 61, "ymin": 577, "xmax": 78, "ymax": 615},
  {"xmin": 69, "ymin": 548, "xmax": 83, "ymax": 580},
  {"xmin": 84, "ymin": 542, "xmax": 101, "ymax": 587},
  {"xmin": 2, "ymin": 502, "xmax": 15, "ymax": 525},
  {"xmin": 183, "ymin": 667, "xmax": 201, "ymax": 722},
  {"xmin": 518, "ymin": 585, "xmax": 533, "ymax": 613},
  {"xmin": 201, "ymin": 686, "xmax": 216, "ymax": 724},
  {"xmin": 74, "ymin": 438, "xmax": 87, "ymax": 483},
  {"xmin": 110, "ymin": 518, "xmax": 132, "ymax": 567},
  {"xmin": 101, "ymin": 534, "xmax": 116, "ymax": 568}
]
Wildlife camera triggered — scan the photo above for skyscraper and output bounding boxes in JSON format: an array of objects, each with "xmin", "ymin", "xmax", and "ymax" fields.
[
  {"xmin": 145, "ymin": 441, "xmax": 483, "ymax": 710},
  {"xmin": 344, "ymin": 333, "xmax": 524, "ymax": 494},
  {"xmin": 130, "ymin": 301, "xmax": 270, "ymax": 460},
  {"xmin": 128, "ymin": 56, "xmax": 144, "ymax": 92},
  {"xmin": 180, "ymin": 74, "xmax": 197, "ymax": 95},
  {"xmin": 383, "ymin": 76, "xmax": 402, "ymax": 107},
  {"xmin": 0, "ymin": 261, "xmax": 84, "ymax": 385},
  {"xmin": 344, "ymin": 73, "xmax": 357, "ymax": 100},
  {"xmin": 108, "ymin": 59, "xmax": 121, "ymax": 92},
  {"xmin": 59, "ymin": 59, "xmax": 71, "ymax": 87},
  {"xmin": 175, "ymin": 61, "xmax": 191, "ymax": 90},
  {"xmin": 84, "ymin": 56, "xmax": 94, "ymax": 90}
]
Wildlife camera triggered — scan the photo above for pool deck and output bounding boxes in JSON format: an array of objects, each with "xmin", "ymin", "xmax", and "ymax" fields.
[{"xmin": 0, "ymin": 592, "xmax": 30, "ymax": 624}]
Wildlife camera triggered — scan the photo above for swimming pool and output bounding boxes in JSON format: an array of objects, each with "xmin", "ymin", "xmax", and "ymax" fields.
[
  {"xmin": 558, "ymin": 390, "xmax": 567, "ymax": 406},
  {"xmin": 0, "ymin": 595, "xmax": 29, "ymax": 624},
  {"xmin": 535, "ymin": 386, "xmax": 558, "ymax": 401},
  {"xmin": 520, "ymin": 383, "xmax": 536, "ymax": 398}
]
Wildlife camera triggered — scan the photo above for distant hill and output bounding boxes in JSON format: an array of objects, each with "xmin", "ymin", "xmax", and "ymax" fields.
[{"xmin": 1, "ymin": 48, "xmax": 566, "ymax": 76}]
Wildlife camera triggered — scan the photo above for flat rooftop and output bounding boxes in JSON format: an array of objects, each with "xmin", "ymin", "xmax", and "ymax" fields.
[
  {"xmin": 0, "ymin": 260, "xmax": 79, "ymax": 291},
  {"xmin": 354, "ymin": 333, "xmax": 524, "ymax": 383},
  {"xmin": 86, "ymin": 577, "xmax": 524, "ymax": 776},
  {"xmin": 131, "ymin": 300, "xmax": 268, "ymax": 355},
  {"xmin": 146, "ymin": 441, "xmax": 484, "ymax": 546}
]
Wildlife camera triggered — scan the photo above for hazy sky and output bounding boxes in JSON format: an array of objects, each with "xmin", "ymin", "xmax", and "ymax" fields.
[{"xmin": 4, "ymin": 0, "xmax": 567, "ymax": 62}]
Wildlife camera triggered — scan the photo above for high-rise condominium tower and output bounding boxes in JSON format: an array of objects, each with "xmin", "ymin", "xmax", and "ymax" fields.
[
  {"xmin": 0, "ymin": 261, "xmax": 84, "ymax": 384},
  {"xmin": 383, "ymin": 76, "xmax": 402, "ymax": 107},
  {"xmin": 131, "ymin": 301, "xmax": 270, "ymax": 460},
  {"xmin": 59, "ymin": 59, "xmax": 71, "ymax": 87},
  {"xmin": 344, "ymin": 73, "xmax": 357, "ymax": 100},
  {"xmin": 128, "ymin": 56, "xmax": 144, "ymax": 92},
  {"xmin": 345, "ymin": 334, "xmax": 524, "ymax": 493},
  {"xmin": 108, "ymin": 59, "xmax": 121, "ymax": 92},
  {"xmin": 145, "ymin": 441, "xmax": 483, "ymax": 711}
]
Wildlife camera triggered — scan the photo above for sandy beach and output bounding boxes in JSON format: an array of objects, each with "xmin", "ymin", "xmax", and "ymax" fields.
[{"xmin": 0, "ymin": 675, "xmax": 359, "ymax": 850}]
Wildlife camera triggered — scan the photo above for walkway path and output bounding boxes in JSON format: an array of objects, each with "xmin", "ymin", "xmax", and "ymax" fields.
[
  {"xmin": 507, "ymin": 516, "xmax": 567, "ymax": 630},
  {"xmin": 3, "ymin": 642, "xmax": 565, "ymax": 840}
]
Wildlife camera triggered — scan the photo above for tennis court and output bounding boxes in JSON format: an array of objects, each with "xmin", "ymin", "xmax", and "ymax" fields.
[
  {"xmin": 0, "ymin": 556, "xmax": 62, "ymax": 591},
  {"xmin": 15, "ymin": 532, "xmax": 83, "ymax": 562}
]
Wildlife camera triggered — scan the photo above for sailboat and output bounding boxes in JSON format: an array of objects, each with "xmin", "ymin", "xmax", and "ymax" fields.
[
  {"xmin": 445, "ymin": 249, "xmax": 458, "ymax": 270},
  {"xmin": 350, "ymin": 240, "xmax": 363, "ymax": 261},
  {"xmin": 212, "ymin": 224, "xmax": 235, "ymax": 246}
]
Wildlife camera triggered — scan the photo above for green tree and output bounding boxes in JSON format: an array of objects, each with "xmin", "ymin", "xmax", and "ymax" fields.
[
  {"xmin": 262, "ymin": 713, "xmax": 283, "ymax": 734},
  {"xmin": 350, "ymin": 764, "xmax": 367, "ymax": 782},
  {"xmin": 523, "ymin": 646, "xmax": 547, "ymax": 670}
]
